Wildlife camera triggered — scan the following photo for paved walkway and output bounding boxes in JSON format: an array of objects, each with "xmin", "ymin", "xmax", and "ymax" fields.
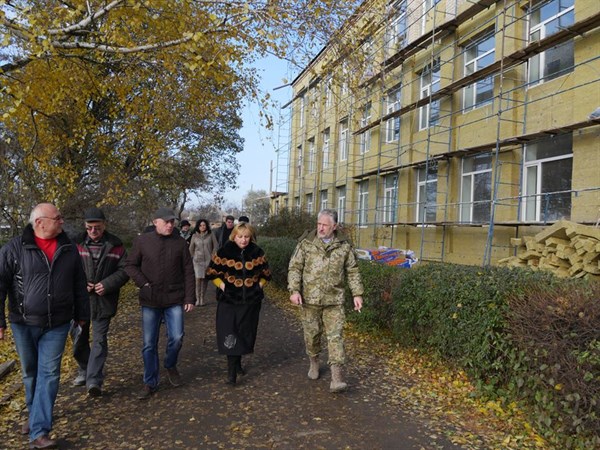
[{"xmin": 9, "ymin": 286, "xmax": 465, "ymax": 449}]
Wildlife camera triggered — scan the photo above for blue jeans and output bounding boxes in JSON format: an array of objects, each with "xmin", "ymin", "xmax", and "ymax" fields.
[
  {"xmin": 11, "ymin": 322, "xmax": 70, "ymax": 441},
  {"xmin": 141, "ymin": 305, "xmax": 184, "ymax": 387}
]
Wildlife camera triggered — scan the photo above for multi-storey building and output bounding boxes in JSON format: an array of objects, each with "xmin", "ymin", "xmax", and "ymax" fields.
[{"xmin": 271, "ymin": 0, "xmax": 600, "ymax": 265}]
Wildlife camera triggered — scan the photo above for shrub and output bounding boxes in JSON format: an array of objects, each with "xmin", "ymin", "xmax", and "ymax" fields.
[
  {"xmin": 258, "ymin": 236, "xmax": 298, "ymax": 288},
  {"xmin": 259, "ymin": 208, "xmax": 317, "ymax": 239}
]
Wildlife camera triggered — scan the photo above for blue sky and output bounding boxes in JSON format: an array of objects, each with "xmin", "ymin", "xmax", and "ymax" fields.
[{"xmin": 221, "ymin": 56, "xmax": 296, "ymax": 207}]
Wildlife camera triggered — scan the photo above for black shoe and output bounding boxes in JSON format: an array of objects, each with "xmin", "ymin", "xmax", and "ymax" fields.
[
  {"xmin": 29, "ymin": 435, "xmax": 57, "ymax": 449},
  {"xmin": 167, "ymin": 367, "xmax": 182, "ymax": 387},
  {"xmin": 236, "ymin": 359, "xmax": 246, "ymax": 376},
  {"xmin": 137, "ymin": 384, "xmax": 156, "ymax": 400},
  {"xmin": 226, "ymin": 357, "xmax": 237, "ymax": 385},
  {"xmin": 87, "ymin": 384, "xmax": 102, "ymax": 397}
]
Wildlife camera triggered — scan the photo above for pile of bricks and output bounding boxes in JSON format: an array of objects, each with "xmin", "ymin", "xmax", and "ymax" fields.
[{"xmin": 498, "ymin": 220, "xmax": 600, "ymax": 280}]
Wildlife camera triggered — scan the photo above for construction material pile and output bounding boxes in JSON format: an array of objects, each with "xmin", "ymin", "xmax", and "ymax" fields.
[
  {"xmin": 356, "ymin": 247, "xmax": 418, "ymax": 268},
  {"xmin": 498, "ymin": 220, "xmax": 600, "ymax": 280}
]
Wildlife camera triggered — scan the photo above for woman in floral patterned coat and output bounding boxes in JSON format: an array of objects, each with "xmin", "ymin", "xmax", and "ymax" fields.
[{"xmin": 206, "ymin": 222, "xmax": 271, "ymax": 385}]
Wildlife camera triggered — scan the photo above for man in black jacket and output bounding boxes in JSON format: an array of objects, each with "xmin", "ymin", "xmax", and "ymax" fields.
[
  {"xmin": 125, "ymin": 207, "xmax": 195, "ymax": 400},
  {"xmin": 0, "ymin": 203, "xmax": 89, "ymax": 449},
  {"xmin": 72, "ymin": 207, "xmax": 129, "ymax": 397}
]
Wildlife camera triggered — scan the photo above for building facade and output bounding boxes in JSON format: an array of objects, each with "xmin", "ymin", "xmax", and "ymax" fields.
[{"xmin": 271, "ymin": 0, "xmax": 600, "ymax": 266}]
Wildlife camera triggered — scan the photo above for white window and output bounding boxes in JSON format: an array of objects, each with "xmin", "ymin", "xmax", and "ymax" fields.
[
  {"xmin": 324, "ymin": 76, "xmax": 333, "ymax": 109},
  {"xmin": 320, "ymin": 190, "xmax": 328, "ymax": 210},
  {"xmin": 523, "ymin": 133, "xmax": 572, "ymax": 222},
  {"xmin": 296, "ymin": 145, "xmax": 303, "ymax": 178},
  {"xmin": 358, "ymin": 181, "xmax": 369, "ymax": 226},
  {"xmin": 294, "ymin": 197, "xmax": 300, "ymax": 211},
  {"xmin": 340, "ymin": 63, "xmax": 349, "ymax": 96},
  {"xmin": 299, "ymin": 94, "xmax": 306, "ymax": 129},
  {"xmin": 419, "ymin": 61, "xmax": 441, "ymax": 130},
  {"xmin": 460, "ymin": 154, "xmax": 492, "ymax": 223},
  {"xmin": 463, "ymin": 32, "xmax": 495, "ymax": 110},
  {"xmin": 306, "ymin": 193, "xmax": 314, "ymax": 214},
  {"xmin": 360, "ymin": 102, "xmax": 372, "ymax": 154},
  {"xmin": 322, "ymin": 129, "xmax": 330, "ymax": 169},
  {"xmin": 382, "ymin": 174, "xmax": 398, "ymax": 223},
  {"xmin": 386, "ymin": 87, "xmax": 401, "ymax": 142},
  {"xmin": 417, "ymin": 166, "xmax": 438, "ymax": 222},
  {"xmin": 386, "ymin": 0, "xmax": 407, "ymax": 55},
  {"xmin": 310, "ymin": 87, "xmax": 319, "ymax": 119},
  {"xmin": 339, "ymin": 119, "xmax": 349, "ymax": 161},
  {"xmin": 528, "ymin": 0, "xmax": 574, "ymax": 84},
  {"xmin": 362, "ymin": 37, "xmax": 375, "ymax": 81},
  {"xmin": 422, "ymin": 0, "xmax": 441, "ymax": 33},
  {"xmin": 337, "ymin": 186, "xmax": 346, "ymax": 223},
  {"xmin": 308, "ymin": 139, "xmax": 316, "ymax": 174}
]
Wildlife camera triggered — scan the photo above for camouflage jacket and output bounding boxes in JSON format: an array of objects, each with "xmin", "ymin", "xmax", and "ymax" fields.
[{"xmin": 287, "ymin": 230, "xmax": 364, "ymax": 306}]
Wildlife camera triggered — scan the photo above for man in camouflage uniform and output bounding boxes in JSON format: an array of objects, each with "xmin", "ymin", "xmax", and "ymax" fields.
[{"xmin": 288, "ymin": 209, "xmax": 363, "ymax": 392}]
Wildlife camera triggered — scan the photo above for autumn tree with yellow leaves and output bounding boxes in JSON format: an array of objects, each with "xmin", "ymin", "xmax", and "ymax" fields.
[{"xmin": 0, "ymin": 0, "xmax": 360, "ymax": 229}]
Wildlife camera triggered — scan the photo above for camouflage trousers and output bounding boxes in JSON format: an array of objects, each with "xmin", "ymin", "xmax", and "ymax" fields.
[{"xmin": 300, "ymin": 304, "xmax": 346, "ymax": 365}]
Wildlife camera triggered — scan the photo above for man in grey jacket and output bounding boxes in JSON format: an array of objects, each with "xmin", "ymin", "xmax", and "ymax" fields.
[
  {"xmin": 72, "ymin": 207, "xmax": 129, "ymax": 397},
  {"xmin": 0, "ymin": 203, "xmax": 89, "ymax": 449}
]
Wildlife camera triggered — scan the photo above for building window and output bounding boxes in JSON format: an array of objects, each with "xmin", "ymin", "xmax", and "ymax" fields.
[
  {"xmin": 419, "ymin": 60, "xmax": 441, "ymax": 130},
  {"xmin": 306, "ymin": 193, "xmax": 314, "ymax": 214},
  {"xmin": 523, "ymin": 133, "xmax": 572, "ymax": 222},
  {"xmin": 382, "ymin": 174, "xmax": 398, "ymax": 223},
  {"xmin": 386, "ymin": 0, "xmax": 407, "ymax": 55},
  {"xmin": 417, "ymin": 166, "xmax": 438, "ymax": 222},
  {"xmin": 320, "ymin": 190, "xmax": 328, "ymax": 210},
  {"xmin": 358, "ymin": 180, "xmax": 369, "ymax": 226},
  {"xmin": 463, "ymin": 32, "xmax": 495, "ymax": 110},
  {"xmin": 294, "ymin": 196, "xmax": 300, "ymax": 211},
  {"xmin": 308, "ymin": 138, "xmax": 316, "ymax": 174},
  {"xmin": 460, "ymin": 154, "xmax": 492, "ymax": 223},
  {"xmin": 528, "ymin": 0, "xmax": 574, "ymax": 84},
  {"xmin": 340, "ymin": 62, "xmax": 349, "ymax": 96},
  {"xmin": 386, "ymin": 87, "xmax": 401, "ymax": 142},
  {"xmin": 422, "ymin": 0, "xmax": 441, "ymax": 33},
  {"xmin": 362, "ymin": 37, "xmax": 375, "ymax": 81},
  {"xmin": 324, "ymin": 76, "xmax": 333, "ymax": 109},
  {"xmin": 360, "ymin": 102, "xmax": 372, "ymax": 154},
  {"xmin": 296, "ymin": 145, "xmax": 303, "ymax": 178},
  {"xmin": 322, "ymin": 129, "xmax": 330, "ymax": 169},
  {"xmin": 299, "ymin": 94, "xmax": 306, "ymax": 129},
  {"xmin": 339, "ymin": 119, "xmax": 349, "ymax": 161},
  {"xmin": 337, "ymin": 186, "xmax": 346, "ymax": 223},
  {"xmin": 310, "ymin": 87, "xmax": 319, "ymax": 120}
]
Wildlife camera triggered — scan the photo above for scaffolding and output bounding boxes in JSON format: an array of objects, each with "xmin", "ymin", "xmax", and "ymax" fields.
[{"xmin": 273, "ymin": 0, "xmax": 600, "ymax": 266}]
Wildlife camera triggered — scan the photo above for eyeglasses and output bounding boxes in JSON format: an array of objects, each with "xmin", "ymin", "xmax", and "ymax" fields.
[
  {"xmin": 86, "ymin": 225, "xmax": 104, "ymax": 231},
  {"xmin": 40, "ymin": 215, "xmax": 63, "ymax": 222}
]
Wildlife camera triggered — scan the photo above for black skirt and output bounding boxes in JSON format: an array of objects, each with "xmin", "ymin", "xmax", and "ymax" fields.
[{"xmin": 216, "ymin": 301, "xmax": 262, "ymax": 355}]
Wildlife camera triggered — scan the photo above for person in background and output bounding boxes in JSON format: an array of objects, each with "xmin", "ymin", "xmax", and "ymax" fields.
[
  {"xmin": 238, "ymin": 215, "xmax": 249, "ymax": 223},
  {"xmin": 189, "ymin": 219, "xmax": 218, "ymax": 306},
  {"xmin": 125, "ymin": 207, "xmax": 195, "ymax": 400},
  {"xmin": 0, "ymin": 203, "xmax": 89, "ymax": 449},
  {"xmin": 287, "ymin": 208, "xmax": 363, "ymax": 393},
  {"xmin": 180, "ymin": 219, "xmax": 192, "ymax": 243},
  {"xmin": 206, "ymin": 222, "xmax": 271, "ymax": 385},
  {"xmin": 72, "ymin": 207, "xmax": 129, "ymax": 397},
  {"xmin": 214, "ymin": 215, "xmax": 235, "ymax": 249}
]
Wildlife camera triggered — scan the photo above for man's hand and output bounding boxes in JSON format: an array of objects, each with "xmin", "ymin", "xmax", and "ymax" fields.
[
  {"xmin": 353, "ymin": 296, "xmax": 363, "ymax": 312},
  {"xmin": 290, "ymin": 292, "xmax": 303, "ymax": 306},
  {"xmin": 87, "ymin": 282, "xmax": 95, "ymax": 293},
  {"xmin": 0, "ymin": 327, "xmax": 5, "ymax": 340},
  {"xmin": 184, "ymin": 304, "xmax": 195, "ymax": 313},
  {"xmin": 93, "ymin": 282, "xmax": 105, "ymax": 296}
]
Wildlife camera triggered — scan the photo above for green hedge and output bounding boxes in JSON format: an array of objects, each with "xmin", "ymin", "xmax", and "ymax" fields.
[{"xmin": 258, "ymin": 236, "xmax": 298, "ymax": 288}]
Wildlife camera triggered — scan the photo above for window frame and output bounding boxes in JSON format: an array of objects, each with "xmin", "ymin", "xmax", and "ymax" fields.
[
  {"xmin": 386, "ymin": 87, "xmax": 401, "ymax": 142},
  {"xmin": 460, "ymin": 153, "xmax": 492, "ymax": 223},
  {"xmin": 463, "ymin": 31, "xmax": 496, "ymax": 111},
  {"xmin": 337, "ymin": 186, "xmax": 346, "ymax": 224},
  {"xmin": 360, "ymin": 101, "xmax": 372, "ymax": 154},
  {"xmin": 339, "ymin": 119, "xmax": 349, "ymax": 161},
  {"xmin": 419, "ymin": 60, "xmax": 441, "ymax": 130},
  {"xmin": 382, "ymin": 173, "xmax": 398, "ymax": 223},
  {"xmin": 357, "ymin": 180, "xmax": 369, "ymax": 227},
  {"xmin": 416, "ymin": 166, "xmax": 438, "ymax": 222}
]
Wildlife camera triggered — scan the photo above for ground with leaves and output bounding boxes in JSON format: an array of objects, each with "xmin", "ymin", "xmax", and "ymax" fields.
[{"xmin": 0, "ymin": 283, "xmax": 546, "ymax": 449}]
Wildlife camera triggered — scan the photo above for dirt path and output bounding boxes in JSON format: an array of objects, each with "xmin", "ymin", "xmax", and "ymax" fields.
[{"xmin": 7, "ymin": 286, "xmax": 467, "ymax": 450}]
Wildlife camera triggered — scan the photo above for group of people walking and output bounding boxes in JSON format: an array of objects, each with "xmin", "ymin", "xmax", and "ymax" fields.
[{"xmin": 0, "ymin": 203, "xmax": 363, "ymax": 449}]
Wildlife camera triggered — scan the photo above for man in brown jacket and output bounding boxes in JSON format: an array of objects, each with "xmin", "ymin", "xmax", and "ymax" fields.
[{"xmin": 125, "ymin": 207, "xmax": 195, "ymax": 399}]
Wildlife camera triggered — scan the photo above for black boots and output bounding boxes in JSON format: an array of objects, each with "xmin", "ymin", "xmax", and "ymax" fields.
[{"xmin": 227, "ymin": 355, "xmax": 245, "ymax": 385}]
